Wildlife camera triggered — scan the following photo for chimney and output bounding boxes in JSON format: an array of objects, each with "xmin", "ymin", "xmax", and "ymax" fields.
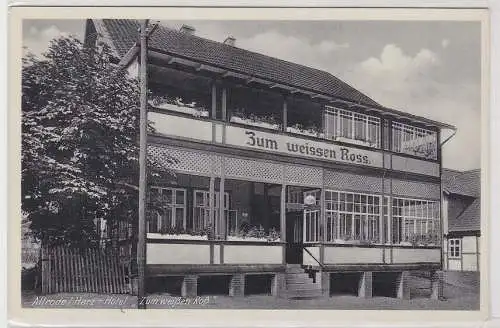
[
  {"xmin": 223, "ymin": 36, "xmax": 236, "ymax": 47},
  {"xmin": 179, "ymin": 24, "xmax": 195, "ymax": 35}
]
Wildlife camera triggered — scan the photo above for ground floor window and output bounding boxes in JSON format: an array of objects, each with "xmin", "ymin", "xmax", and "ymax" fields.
[
  {"xmin": 148, "ymin": 187, "xmax": 187, "ymax": 234},
  {"xmin": 225, "ymin": 180, "xmax": 281, "ymax": 242},
  {"xmin": 449, "ymin": 238, "xmax": 461, "ymax": 258},
  {"xmin": 147, "ymin": 175, "xmax": 281, "ymax": 241},
  {"xmin": 146, "ymin": 174, "xmax": 439, "ymax": 246},
  {"xmin": 325, "ymin": 190, "xmax": 381, "ymax": 244},
  {"xmin": 193, "ymin": 190, "xmax": 229, "ymax": 235},
  {"xmin": 391, "ymin": 197, "xmax": 440, "ymax": 246}
]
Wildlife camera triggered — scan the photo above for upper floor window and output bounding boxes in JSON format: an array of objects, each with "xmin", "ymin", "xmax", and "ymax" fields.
[
  {"xmin": 392, "ymin": 122, "xmax": 437, "ymax": 160},
  {"xmin": 324, "ymin": 106, "xmax": 381, "ymax": 148},
  {"xmin": 448, "ymin": 238, "xmax": 461, "ymax": 258}
]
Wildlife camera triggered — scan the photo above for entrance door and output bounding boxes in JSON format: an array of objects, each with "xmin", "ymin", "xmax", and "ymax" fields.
[
  {"xmin": 285, "ymin": 212, "xmax": 303, "ymax": 264},
  {"xmin": 285, "ymin": 189, "xmax": 321, "ymax": 264}
]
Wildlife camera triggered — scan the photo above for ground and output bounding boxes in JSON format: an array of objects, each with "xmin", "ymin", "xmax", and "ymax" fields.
[{"xmin": 21, "ymin": 272, "xmax": 480, "ymax": 310}]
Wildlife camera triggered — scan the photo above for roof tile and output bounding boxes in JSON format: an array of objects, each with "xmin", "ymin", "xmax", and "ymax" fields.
[
  {"xmin": 443, "ymin": 168, "xmax": 481, "ymax": 232},
  {"xmin": 99, "ymin": 19, "xmax": 381, "ymax": 107},
  {"xmin": 448, "ymin": 198, "xmax": 480, "ymax": 232}
]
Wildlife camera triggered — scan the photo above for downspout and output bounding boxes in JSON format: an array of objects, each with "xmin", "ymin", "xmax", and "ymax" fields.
[{"xmin": 438, "ymin": 127, "xmax": 457, "ymax": 275}]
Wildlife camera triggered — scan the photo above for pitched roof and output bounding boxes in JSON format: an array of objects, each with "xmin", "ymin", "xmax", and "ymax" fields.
[
  {"xmin": 443, "ymin": 168, "xmax": 481, "ymax": 232},
  {"xmin": 442, "ymin": 168, "xmax": 480, "ymax": 197},
  {"xmin": 97, "ymin": 19, "xmax": 382, "ymax": 108},
  {"xmin": 449, "ymin": 198, "xmax": 480, "ymax": 232}
]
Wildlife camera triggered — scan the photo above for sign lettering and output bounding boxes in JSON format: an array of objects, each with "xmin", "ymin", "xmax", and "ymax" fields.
[{"xmin": 225, "ymin": 127, "xmax": 383, "ymax": 168}]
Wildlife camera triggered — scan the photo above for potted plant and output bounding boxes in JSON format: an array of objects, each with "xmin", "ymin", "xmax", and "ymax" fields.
[
  {"xmin": 149, "ymin": 94, "xmax": 209, "ymax": 117},
  {"xmin": 230, "ymin": 109, "xmax": 281, "ymax": 130}
]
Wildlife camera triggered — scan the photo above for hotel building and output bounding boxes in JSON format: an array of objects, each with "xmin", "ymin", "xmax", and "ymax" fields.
[{"xmin": 85, "ymin": 19, "xmax": 456, "ymax": 299}]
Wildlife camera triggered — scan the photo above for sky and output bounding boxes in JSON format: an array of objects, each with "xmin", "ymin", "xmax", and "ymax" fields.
[{"xmin": 22, "ymin": 19, "xmax": 482, "ymax": 171}]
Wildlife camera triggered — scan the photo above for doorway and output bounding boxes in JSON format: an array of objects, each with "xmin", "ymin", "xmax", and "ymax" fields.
[
  {"xmin": 286, "ymin": 211, "xmax": 303, "ymax": 264},
  {"xmin": 285, "ymin": 188, "xmax": 321, "ymax": 264}
]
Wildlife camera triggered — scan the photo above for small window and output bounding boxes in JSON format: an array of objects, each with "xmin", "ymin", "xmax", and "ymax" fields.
[{"xmin": 449, "ymin": 238, "xmax": 461, "ymax": 258}]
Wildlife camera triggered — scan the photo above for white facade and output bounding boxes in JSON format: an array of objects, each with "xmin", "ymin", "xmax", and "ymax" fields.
[{"xmin": 443, "ymin": 235, "xmax": 480, "ymax": 272}]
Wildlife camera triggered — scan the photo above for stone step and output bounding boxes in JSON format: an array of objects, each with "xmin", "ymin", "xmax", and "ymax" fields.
[
  {"xmin": 284, "ymin": 266, "xmax": 323, "ymax": 299},
  {"xmin": 287, "ymin": 286, "xmax": 322, "ymax": 292},
  {"xmin": 286, "ymin": 276, "xmax": 314, "ymax": 283},
  {"xmin": 286, "ymin": 281, "xmax": 321, "ymax": 287},
  {"xmin": 286, "ymin": 280, "xmax": 321, "ymax": 287},
  {"xmin": 287, "ymin": 289, "xmax": 324, "ymax": 299},
  {"xmin": 285, "ymin": 267, "xmax": 306, "ymax": 274},
  {"xmin": 285, "ymin": 275, "xmax": 320, "ymax": 284}
]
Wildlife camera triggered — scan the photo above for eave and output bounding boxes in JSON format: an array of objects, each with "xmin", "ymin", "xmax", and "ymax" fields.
[{"xmin": 120, "ymin": 44, "xmax": 456, "ymax": 131}]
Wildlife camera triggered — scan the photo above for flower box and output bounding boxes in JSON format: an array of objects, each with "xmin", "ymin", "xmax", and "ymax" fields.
[
  {"xmin": 147, "ymin": 233, "xmax": 208, "ymax": 240},
  {"xmin": 230, "ymin": 116, "xmax": 280, "ymax": 130},
  {"xmin": 333, "ymin": 136, "xmax": 374, "ymax": 147},
  {"xmin": 149, "ymin": 101, "xmax": 209, "ymax": 118},
  {"xmin": 226, "ymin": 235, "xmax": 274, "ymax": 242},
  {"xmin": 286, "ymin": 126, "xmax": 321, "ymax": 138}
]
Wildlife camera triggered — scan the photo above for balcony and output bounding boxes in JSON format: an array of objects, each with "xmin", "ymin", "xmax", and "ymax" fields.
[{"xmin": 147, "ymin": 68, "xmax": 438, "ymax": 163}]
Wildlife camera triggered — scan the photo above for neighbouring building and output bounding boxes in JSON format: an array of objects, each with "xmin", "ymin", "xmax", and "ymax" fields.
[
  {"xmin": 84, "ymin": 19, "xmax": 457, "ymax": 299},
  {"xmin": 442, "ymin": 169, "xmax": 481, "ymax": 272}
]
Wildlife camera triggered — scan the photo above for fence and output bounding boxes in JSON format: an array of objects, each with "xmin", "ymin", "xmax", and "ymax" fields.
[
  {"xmin": 22, "ymin": 242, "xmax": 40, "ymax": 269},
  {"xmin": 41, "ymin": 245, "xmax": 129, "ymax": 294}
]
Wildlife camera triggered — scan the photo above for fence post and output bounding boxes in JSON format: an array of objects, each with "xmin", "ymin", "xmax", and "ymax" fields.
[{"xmin": 41, "ymin": 246, "xmax": 48, "ymax": 294}]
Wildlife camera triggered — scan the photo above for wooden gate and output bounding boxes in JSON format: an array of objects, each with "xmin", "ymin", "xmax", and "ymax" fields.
[{"xmin": 41, "ymin": 245, "xmax": 128, "ymax": 294}]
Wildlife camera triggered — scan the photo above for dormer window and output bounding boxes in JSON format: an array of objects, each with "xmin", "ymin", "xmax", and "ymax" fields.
[
  {"xmin": 324, "ymin": 106, "xmax": 381, "ymax": 148},
  {"xmin": 392, "ymin": 122, "xmax": 437, "ymax": 160}
]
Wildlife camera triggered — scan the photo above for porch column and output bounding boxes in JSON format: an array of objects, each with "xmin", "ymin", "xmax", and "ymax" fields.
[
  {"xmin": 321, "ymin": 271, "xmax": 330, "ymax": 298},
  {"xmin": 430, "ymin": 270, "xmax": 444, "ymax": 300},
  {"xmin": 219, "ymin": 161, "xmax": 226, "ymax": 239},
  {"xmin": 211, "ymin": 82, "xmax": 217, "ymax": 119},
  {"xmin": 387, "ymin": 196, "xmax": 392, "ymax": 246},
  {"xmin": 181, "ymin": 275, "xmax": 198, "ymax": 298},
  {"xmin": 280, "ymin": 184, "xmax": 286, "ymax": 243},
  {"xmin": 209, "ymin": 177, "xmax": 215, "ymax": 238},
  {"xmin": 263, "ymin": 184, "xmax": 270, "ymax": 231},
  {"xmin": 280, "ymin": 184, "xmax": 286, "ymax": 264},
  {"xmin": 320, "ymin": 188, "xmax": 325, "ymax": 242},
  {"xmin": 222, "ymin": 86, "xmax": 227, "ymax": 121},
  {"xmin": 229, "ymin": 273, "xmax": 245, "ymax": 297},
  {"xmin": 271, "ymin": 273, "xmax": 286, "ymax": 298},
  {"xmin": 397, "ymin": 271, "xmax": 411, "ymax": 300},
  {"xmin": 358, "ymin": 272, "xmax": 373, "ymax": 298},
  {"xmin": 282, "ymin": 97, "xmax": 288, "ymax": 132}
]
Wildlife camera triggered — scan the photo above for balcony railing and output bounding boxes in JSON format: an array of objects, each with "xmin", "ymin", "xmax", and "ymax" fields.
[{"xmin": 148, "ymin": 91, "xmax": 438, "ymax": 161}]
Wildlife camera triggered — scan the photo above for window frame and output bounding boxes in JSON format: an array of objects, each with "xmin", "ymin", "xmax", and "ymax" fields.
[
  {"xmin": 448, "ymin": 238, "xmax": 462, "ymax": 259},
  {"xmin": 148, "ymin": 186, "xmax": 187, "ymax": 233},
  {"xmin": 391, "ymin": 121, "xmax": 438, "ymax": 160},
  {"xmin": 324, "ymin": 190, "xmax": 382, "ymax": 244},
  {"xmin": 391, "ymin": 196, "xmax": 440, "ymax": 246},
  {"xmin": 193, "ymin": 189, "xmax": 230, "ymax": 235},
  {"xmin": 324, "ymin": 106, "xmax": 381, "ymax": 148}
]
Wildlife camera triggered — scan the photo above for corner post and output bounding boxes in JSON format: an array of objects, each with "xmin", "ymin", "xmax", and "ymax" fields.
[
  {"xmin": 137, "ymin": 19, "xmax": 149, "ymax": 309},
  {"xmin": 280, "ymin": 184, "xmax": 286, "ymax": 264}
]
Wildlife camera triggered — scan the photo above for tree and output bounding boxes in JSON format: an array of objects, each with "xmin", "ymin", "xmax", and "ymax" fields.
[{"xmin": 22, "ymin": 36, "xmax": 173, "ymax": 248}]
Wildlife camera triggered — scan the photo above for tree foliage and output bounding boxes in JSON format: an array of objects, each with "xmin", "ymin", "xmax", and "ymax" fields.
[{"xmin": 22, "ymin": 36, "xmax": 171, "ymax": 247}]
